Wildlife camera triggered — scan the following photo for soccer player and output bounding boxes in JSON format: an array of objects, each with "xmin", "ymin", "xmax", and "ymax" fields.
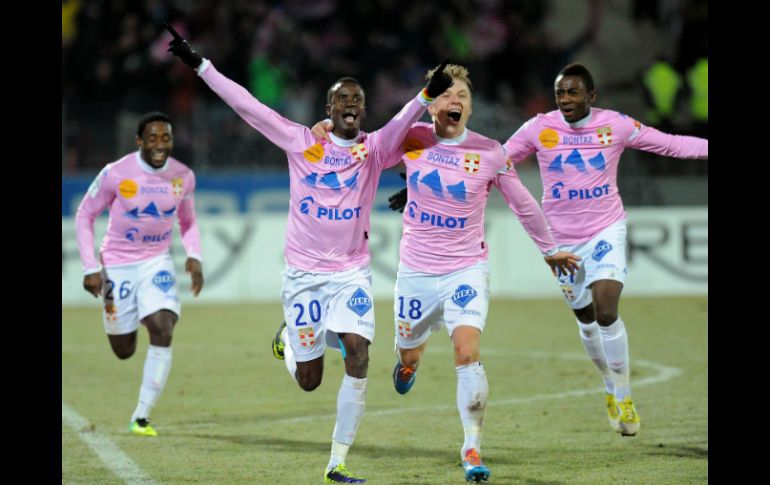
[
  {"xmin": 499, "ymin": 63, "xmax": 708, "ymax": 436},
  {"xmin": 75, "ymin": 111, "xmax": 204, "ymax": 437},
  {"xmin": 166, "ymin": 25, "xmax": 453, "ymax": 483},
  {"xmin": 313, "ymin": 63, "xmax": 580, "ymax": 482}
]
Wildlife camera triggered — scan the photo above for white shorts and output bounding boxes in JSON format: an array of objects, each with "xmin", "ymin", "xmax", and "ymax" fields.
[
  {"xmin": 555, "ymin": 219, "xmax": 628, "ymax": 310},
  {"xmin": 281, "ymin": 265, "xmax": 375, "ymax": 362},
  {"xmin": 101, "ymin": 253, "xmax": 181, "ymax": 335},
  {"xmin": 393, "ymin": 261, "xmax": 489, "ymax": 350}
]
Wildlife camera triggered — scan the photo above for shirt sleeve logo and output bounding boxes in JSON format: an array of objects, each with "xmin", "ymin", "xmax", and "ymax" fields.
[{"xmin": 538, "ymin": 128, "xmax": 559, "ymax": 148}]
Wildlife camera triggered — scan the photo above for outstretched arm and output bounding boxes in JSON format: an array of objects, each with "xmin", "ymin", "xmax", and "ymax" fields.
[
  {"xmin": 494, "ymin": 169, "xmax": 580, "ymax": 275},
  {"xmin": 627, "ymin": 122, "xmax": 708, "ymax": 159},
  {"xmin": 166, "ymin": 24, "xmax": 311, "ymax": 153}
]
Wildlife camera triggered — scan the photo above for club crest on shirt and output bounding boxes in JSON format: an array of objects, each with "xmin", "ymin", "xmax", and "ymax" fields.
[
  {"xmin": 464, "ymin": 153, "xmax": 480, "ymax": 174},
  {"xmin": 350, "ymin": 143, "xmax": 368, "ymax": 163},
  {"xmin": 298, "ymin": 326, "xmax": 316, "ymax": 347},
  {"xmin": 171, "ymin": 178, "xmax": 183, "ymax": 197},
  {"xmin": 303, "ymin": 143, "xmax": 324, "ymax": 163},
  {"xmin": 596, "ymin": 127, "xmax": 613, "ymax": 146},
  {"xmin": 404, "ymin": 138, "xmax": 424, "ymax": 160}
]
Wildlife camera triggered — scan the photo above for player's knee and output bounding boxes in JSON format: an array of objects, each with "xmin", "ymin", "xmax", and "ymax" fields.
[
  {"xmin": 595, "ymin": 310, "xmax": 618, "ymax": 326},
  {"xmin": 454, "ymin": 344, "xmax": 479, "ymax": 366},
  {"xmin": 111, "ymin": 345, "xmax": 135, "ymax": 360},
  {"xmin": 298, "ymin": 374, "xmax": 322, "ymax": 392}
]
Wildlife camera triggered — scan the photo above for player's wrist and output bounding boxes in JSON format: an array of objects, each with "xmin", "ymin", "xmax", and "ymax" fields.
[{"xmin": 542, "ymin": 246, "xmax": 559, "ymax": 257}]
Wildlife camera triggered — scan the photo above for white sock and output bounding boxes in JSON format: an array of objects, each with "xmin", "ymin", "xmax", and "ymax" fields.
[
  {"xmin": 599, "ymin": 317, "xmax": 631, "ymax": 400},
  {"xmin": 282, "ymin": 328, "xmax": 298, "ymax": 380},
  {"xmin": 456, "ymin": 362, "xmax": 488, "ymax": 458},
  {"xmin": 131, "ymin": 345, "xmax": 172, "ymax": 422},
  {"xmin": 328, "ymin": 374, "xmax": 367, "ymax": 470},
  {"xmin": 576, "ymin": 320, "xmax": 614, "ymax": 394}
]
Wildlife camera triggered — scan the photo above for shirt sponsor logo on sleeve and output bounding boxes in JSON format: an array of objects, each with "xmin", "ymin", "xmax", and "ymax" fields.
[
  {"xmin": 539, "ymin": 128, "xmax": 559, "ymax": 148},
  {"xmin": 119, "ymin": 179, "xmax": 138, "ymax": 199}
]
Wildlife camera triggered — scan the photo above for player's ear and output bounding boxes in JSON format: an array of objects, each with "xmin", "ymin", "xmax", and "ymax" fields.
[
  {"xmin": 135, "ymin": 135, "xmax": 142, "ymax": 148},
  {"xmin": 325, "ymin": 104, "xmax": 332, "ymax": 116}
]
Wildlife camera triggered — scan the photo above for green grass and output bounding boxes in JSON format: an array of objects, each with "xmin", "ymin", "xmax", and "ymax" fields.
[{"xmin": 62, "ymin": 297, "xmax": 707, "ymax": 484}]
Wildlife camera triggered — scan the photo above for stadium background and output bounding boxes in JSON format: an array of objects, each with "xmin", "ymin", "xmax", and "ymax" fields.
[{"xmin": 62, "ymin": 1, "xmax": 707, "ymax": 483}]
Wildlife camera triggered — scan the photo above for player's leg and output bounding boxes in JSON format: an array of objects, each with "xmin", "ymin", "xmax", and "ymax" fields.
[
  {"xmin": 392, "ymin": 266, "xmax": 441, "ymax": 395},
  {"xmin": 101, "ymin": 266, "xmax": 140, "ymax": 359},
  {"xmin": 444, "ymin": 262, "xmax": 491, "ymax": 482},
  {"xmin": 323, "ymin": 268, "xmax": 375, "ymax": 484},
  {"xmin": 128, "ymin": 255, "xmax": 182, "ymax": 436}
]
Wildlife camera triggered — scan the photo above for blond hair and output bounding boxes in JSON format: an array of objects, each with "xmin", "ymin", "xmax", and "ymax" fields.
[{"xmin": 426, "ymin": 63, "xmax": 472, "ymax": 91}]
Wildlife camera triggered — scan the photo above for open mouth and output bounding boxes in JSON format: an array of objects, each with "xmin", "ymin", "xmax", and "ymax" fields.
[
  {"xmin": 151, "ymin": 150, "xmax": 168, "ymax": 161},
  {"xmin": 560, "ymin": 107, "xmax": 574, "ymax": 117},
  {"xmin": 342, "ymin": 111, "xmax": 358, "ymax": 124},
  {"xmin": 448, "ymin": 109, "xmax": 462, "ymax": 122}
]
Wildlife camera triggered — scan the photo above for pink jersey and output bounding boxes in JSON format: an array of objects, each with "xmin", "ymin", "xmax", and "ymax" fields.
[
  {"xmin": 503, "ymin": 108, "xmax": 708, "ymax": 243},
  {"xmin": 199, "ymin": 60, "xmax": 429, "ymax": 272},
  {"xmin": 387, "ymin": 123, "xmax": 556, "ymax": 274},
  {"xmin": 75, "ymin": 152, "xmax": 201, "ymax": 273}
]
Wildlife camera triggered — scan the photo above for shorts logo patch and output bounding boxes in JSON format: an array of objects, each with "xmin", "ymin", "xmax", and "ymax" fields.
[
  {"xmin": 347, "ymin": 288, "xmax": 372, "ymax": 316},
  {"xmin": 452, "ymin": 284, "xmax": 478, "ymax": 308},
  {"xmin": 398, "ymin": 320, "xmax": 412, "ymax": 338},
  {"xmin": 560, "ymin": 285, "xmax": 576, "ymax": 302},
  {"xmin": 104, "ymin": 302, "xmax": 117, "ymax": 321},
  {"xmin": 298, "ymin": 327, "xmax": 316, "ymax": 347},
  {"xmin": 592, "ymin": 240, "xmax": 613, "ymax": 261},
  {"xmin": 152, "ymin": 270, "xmax": 176, "ymax": 292}
]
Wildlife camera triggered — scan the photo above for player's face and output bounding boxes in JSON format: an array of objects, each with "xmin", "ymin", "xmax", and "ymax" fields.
[
  {"xmin": 326, "ymin": 82, "xmax": 366, "ymax": 139},
  {"xmin": 554, "ymin": 75, "xmax": 596, "ymax": 123},
  {"xmin": 428, "ymin": 79, "xmax": 472, "ymax": 138},
  {"xmin": 137, "ymin": 121, "xmax": 174, "ymax": 168}
]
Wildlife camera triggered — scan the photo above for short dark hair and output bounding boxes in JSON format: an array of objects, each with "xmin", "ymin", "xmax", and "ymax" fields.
[
  {"xmin": 327, "ymin": 77, "xmax": 363, "ymax": 103},
  {"xmin": 137, "ymin": 112, "xmax": 173, "ymax": 138},
  {"xmin": 558, "ymin": 64, "xmax": 595, "ymax": 92}
]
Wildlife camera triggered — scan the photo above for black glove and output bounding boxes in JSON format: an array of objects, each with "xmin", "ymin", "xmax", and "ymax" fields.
[
  {"xmin": 387, "ymin": 173, "xmax": 408, "ymax": 213},
  {"xmin": 425, "ymin": 59, "xmax": 453, "ymax": 98},
  {"xmin": 165, "ymin": 23, "xmax": 202, "ymax": 69}
]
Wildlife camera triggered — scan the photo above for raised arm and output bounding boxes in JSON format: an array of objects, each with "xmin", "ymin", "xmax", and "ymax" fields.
[{"xmin": 166, "ymin": 24, "xmax": 311, "ymax": 153}]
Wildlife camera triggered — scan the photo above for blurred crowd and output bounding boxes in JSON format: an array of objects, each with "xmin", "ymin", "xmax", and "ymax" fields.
[{"xmin": 62, "ymin": 0, "xmax": 707, "ymax": 174}]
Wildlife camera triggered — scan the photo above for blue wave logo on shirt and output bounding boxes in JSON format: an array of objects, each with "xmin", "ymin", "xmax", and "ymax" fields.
[
  {"xmin": 347, "ymin": 288, "xmax": 372, "ymax": 316},
  {"xmin": 452, "ymin": 284, "xmax": 478, "ymax": 308},
  {"xmin": 152, "ymin": 271, "xmax": 176, "ymax": 292},
  {"xmin": 592, "ymin": 240, "xmax": 613, "ymax": 261},
  {"xmin": 299, "ymin": 196, "xmax": 314, "ymax": 214}
]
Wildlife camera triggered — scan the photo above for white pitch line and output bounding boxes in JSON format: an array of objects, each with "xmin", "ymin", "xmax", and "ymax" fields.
[
  {"xmin": 265, "ymin": 350, "xmax": 683, "ymax": 426},
  {"xmin": 62, "ymin": 401, "xmax": 159, "ymax": 485}
]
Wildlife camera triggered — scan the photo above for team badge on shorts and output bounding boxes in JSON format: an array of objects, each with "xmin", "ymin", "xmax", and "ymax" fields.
[
  {"xmin": 592, "ymin": 240, "xmax": 613, "ymax": 261},
  {"xmin": 560, "ymin": 284, "xmax": 576, "ymax": 302},
  {"xmin": 298, "ymin": 327, "xmax": 316, "ymax": 347},
  {"xmin": 347, "ymin": 288, "xmax": 372, "ymax": 316},
  {"xmin": 398, "ymin": 320, "xmax": 412, "ymax": 338},
  {"xmin": 452, "ymin": 284, "xmax": 478, "ymax": 308},
  {"xmin": 152, "ymin": 270, "xmax": 176, "ymax": 292},
  {"xmin": 104, "ymin": 302, "xmax": 117, "ymax": 321}
]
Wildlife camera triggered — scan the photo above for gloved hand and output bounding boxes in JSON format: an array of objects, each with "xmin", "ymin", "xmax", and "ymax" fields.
[
  {"xmin": 388, "ymin": 173, "xmax": 408, "ymax": 213},
  {"xmin": 425, "ymin": 59, "xmax": 453, "ymax": 99},
  {"xmin": 165, "ymin": 23, "xmax": 203, "ymax": 69}
]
